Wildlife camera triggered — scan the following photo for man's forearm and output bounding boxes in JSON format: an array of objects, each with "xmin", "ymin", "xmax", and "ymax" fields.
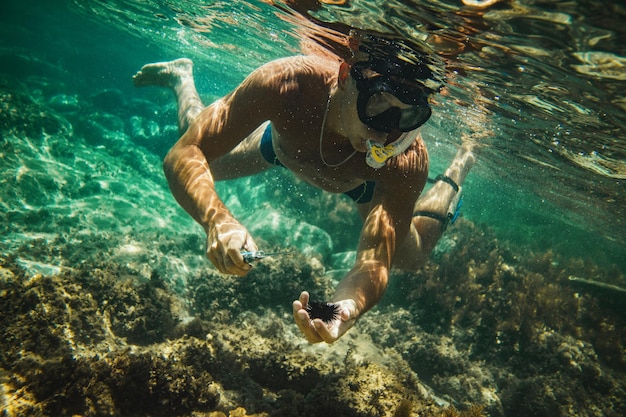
[
  {"xmin": 332, "ymin": 260, "xmax": 389, "ymax": 317},
  {"xmin": 163, "ymin": 143, "xmax": 233, "ymax": 232}
]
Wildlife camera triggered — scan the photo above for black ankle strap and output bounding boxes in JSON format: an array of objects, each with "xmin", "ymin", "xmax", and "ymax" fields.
[
  {"xmin": 434, "ymin": 174, "xmax": 459, "ymax": 192},
  {"xmin": 412, "ymin": 211, "xmax": 448, "ymax": 224},
  {"xmin": 415, "ymin": 175, "xmax": 461, "ymax": 231}
]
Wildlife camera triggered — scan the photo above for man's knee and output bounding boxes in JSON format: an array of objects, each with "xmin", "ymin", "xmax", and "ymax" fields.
[{"xmin": 393, "ymin": 229, "xmax": 429, "ymax": 272}]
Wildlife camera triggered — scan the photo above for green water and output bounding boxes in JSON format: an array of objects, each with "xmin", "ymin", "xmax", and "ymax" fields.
[
  {"xmin": 1, "ymin": 2, "xmax": 626, "ymax": 416},
  {"xmin": 1, "ymin": 0, "xmax": 624, "ymax": 276}
]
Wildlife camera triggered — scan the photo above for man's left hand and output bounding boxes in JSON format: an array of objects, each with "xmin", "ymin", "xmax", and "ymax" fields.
[{"xmin": 292, "ymin": 291, "xmax": 357, "ymax": 343}]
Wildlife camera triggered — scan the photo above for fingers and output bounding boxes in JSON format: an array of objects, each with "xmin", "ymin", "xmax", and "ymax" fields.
[
  {"xmin": 292, "ymin": 292, "xmax": 323, "ymax": 343},
  {"xmin": 312, "ymin": 318, "xmax": 336, "ymax": 343},
  {"xmin": 340, "ymin": 306, "xmax": 351, "ymax": 321},
  {"xmin": 207, "ymin": 247, "xmax": 250, "ymax": 276},
  {"xmin": 299, "ymin": 291, "xmax": 309, "ymax": 308},
  {"xmin": 206, "ymin": 229, "xmax": 255, "ymax": 276},
  {"xmin": 226, "ymin": 245, "xmax": 251, "ymax": 272}
]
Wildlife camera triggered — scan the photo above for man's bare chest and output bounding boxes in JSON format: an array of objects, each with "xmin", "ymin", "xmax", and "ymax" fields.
[{"xmin": 271, "ymin": 132, "xmax": 368, "ymax": 194}]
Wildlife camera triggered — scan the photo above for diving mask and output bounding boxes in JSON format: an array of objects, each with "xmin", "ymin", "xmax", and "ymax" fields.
[
  {"xmin": 351, "ymin": 61, "xmax": 432, "ymax": 133},
  {"xmin": 366, "ymin": 131, "xmax": 415, "ymax": 169}
]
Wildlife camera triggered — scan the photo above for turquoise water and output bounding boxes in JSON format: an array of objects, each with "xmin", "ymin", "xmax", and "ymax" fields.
[
  {"xmin": 2, "ymin": 0, "xmax": 623, "ymax": 272},
  {"xmin": 1, "ymin": 1, "xmax": 626, "ymax": 416}
]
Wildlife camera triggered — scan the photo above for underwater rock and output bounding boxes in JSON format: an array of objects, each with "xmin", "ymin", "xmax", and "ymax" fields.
[
  {"xmin": 128, "ymin": 115, "xmax": 160, "ymax": 139},
  {"xmin": 16, "ymin": 258, "xmax": 61, "ymax": 277},
  {"xmin": 127, "ymin": 114, "xmax": 175, "ymax": 156},
  {"xmin": 187, "ymin": 248, "xmax": 330, "ymax": 319},
  {"xmin": 3, "ymin": 218, "xmax": 626, "ymax": 417},
  {"xmin": 48, "ymin": 93, "xmax": 81, "ymax": 113},
  {"xmin": 0, "ymin": 266, "xmax": 14, "ymax": 282},
  {"xmin": 126, "ymin": 97, "xmax": 166, "ymax": 118},
  {"xmin": 74, "ymin": 111, "xmax": 127, "ymax": 147},
  {"xmin": 0, "ymin": 83, "xmax": 71, "ymax": 137},
  {"xmin": 431, "ymin": 235, "xmax": 458, "ymax": 261},
  {"xmin": 0, "ymin": 261, "xmax": 469, "ymax": 417}
]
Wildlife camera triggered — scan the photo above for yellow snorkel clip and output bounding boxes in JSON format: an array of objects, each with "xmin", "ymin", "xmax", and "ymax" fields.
[
  {"xmin": 368, "ymin": 143, "xmax": 396, "ymax": 164},
  {"xmin": 365, "ymin": 132, "xmax": 416, "ymax": 169}
]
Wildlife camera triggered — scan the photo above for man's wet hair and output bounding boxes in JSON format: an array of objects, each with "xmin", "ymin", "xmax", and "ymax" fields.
[{"xmin": 349, "ymin": 31, "xmax": 446, "ymax": 94}]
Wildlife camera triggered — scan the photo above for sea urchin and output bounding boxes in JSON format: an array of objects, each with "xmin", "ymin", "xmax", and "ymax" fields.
[{"xmin": 306, "ymin": 301, "xmax": 341, "ymax": 323}]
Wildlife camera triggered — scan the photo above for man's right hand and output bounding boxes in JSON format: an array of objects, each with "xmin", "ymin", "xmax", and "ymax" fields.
[{"xmin": 206, "ymin": 220, "xmax": 257, "ymax": 276}]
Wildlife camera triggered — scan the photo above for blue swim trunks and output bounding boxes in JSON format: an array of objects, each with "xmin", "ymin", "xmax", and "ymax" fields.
[{"xmin": 260, "ymin": 124, "xmax": 375, "ymax": 204}]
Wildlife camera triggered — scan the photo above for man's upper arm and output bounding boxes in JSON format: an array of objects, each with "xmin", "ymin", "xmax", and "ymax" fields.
[{"xmin": 183, "ymin": 63, "xmax": 287, "ymax": 162}]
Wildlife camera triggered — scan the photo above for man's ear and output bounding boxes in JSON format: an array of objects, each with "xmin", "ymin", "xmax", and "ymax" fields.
[{"xmin": 338, "ymin": 62, "xmax": 351, "ymax": 87}]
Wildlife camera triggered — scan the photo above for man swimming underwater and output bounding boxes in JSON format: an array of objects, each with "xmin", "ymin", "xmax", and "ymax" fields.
[{"xmin": 133, "ymin": 34, "xmax": 475, "ymax": 344}]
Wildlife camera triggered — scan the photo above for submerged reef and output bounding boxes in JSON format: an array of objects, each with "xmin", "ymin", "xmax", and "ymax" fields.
[
  {"xmin": 378, "ymin": 221, "xmax": 626, "ymax": 416},
  {"xmin": 2, "ymin": 219, "xmax": 625, "ymax": 416},
  {"xmin": 0, "ymin": 256, "xmax": 476, "ymax": 417}
]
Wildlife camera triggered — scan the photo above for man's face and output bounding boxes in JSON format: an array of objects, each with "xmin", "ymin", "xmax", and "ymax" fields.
[
  {"xmin": 341, "ymin": 79, "xmax": 389, "ymax": 152},
  {"xmin": 340, "ymin": 75, "xmax": 422, "ymax": 169},
  {"xmin": 365, "ymin": 91, "xmax": 416, "ymax": 121},
  {"xmin": 350, "ymin": 62, "xmax": 432, "ymax": 134}
]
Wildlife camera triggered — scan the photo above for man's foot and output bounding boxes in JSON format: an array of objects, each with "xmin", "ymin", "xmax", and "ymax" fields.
[{"xmin": 132, "ymin": 58, "xmax": 194, "ymax": 88}]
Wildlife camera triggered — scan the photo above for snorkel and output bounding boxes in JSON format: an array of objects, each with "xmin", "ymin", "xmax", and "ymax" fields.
[{"xmin": 366, "ymin": 132, "xmax": 415, "ymax": 168}]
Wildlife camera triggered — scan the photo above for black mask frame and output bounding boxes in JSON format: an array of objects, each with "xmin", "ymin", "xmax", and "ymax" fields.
[{"xmin": 350, "ymin": 61, "xmax": 432, "ymax": 133}]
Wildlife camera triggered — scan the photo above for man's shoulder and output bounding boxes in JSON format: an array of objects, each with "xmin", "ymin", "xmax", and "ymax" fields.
[
  {"xmin": 271, "ymin": 54, "xmax": 336, "ymax": 67},
  {"xmin": 257, "ymin": 55, "xmax": 336, "ymax": 80},
  {"xmin": 243, "ymin": 55, "xmax": 334, "ymax": 101},
  {"xmin": 371, "ymin": 139, "xmax": 429, "ymax": 196}
]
